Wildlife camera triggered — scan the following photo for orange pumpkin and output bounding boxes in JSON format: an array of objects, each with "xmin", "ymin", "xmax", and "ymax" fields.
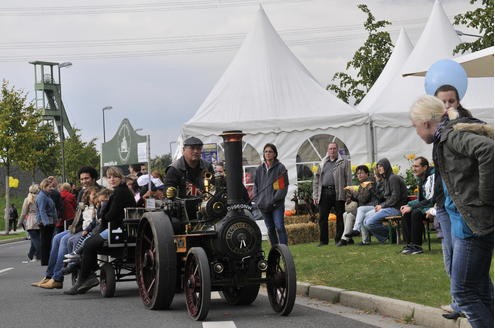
[{"xmin": 328, "ymin": 213, "xmax": 337, "ymax": 221}]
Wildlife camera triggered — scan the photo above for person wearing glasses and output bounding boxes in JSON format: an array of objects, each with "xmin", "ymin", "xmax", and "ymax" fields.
[{"xmin": 253, "ymin": 143, "xmax": 289, "ymax": 245}]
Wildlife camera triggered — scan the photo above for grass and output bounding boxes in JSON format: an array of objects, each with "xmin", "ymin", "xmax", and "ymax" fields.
[{"xmin": 263, "ymin": 238, "xmax": 493, "ymax": 308}]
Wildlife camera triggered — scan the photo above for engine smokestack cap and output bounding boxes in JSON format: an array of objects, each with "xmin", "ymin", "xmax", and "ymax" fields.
[{"xmin": 183, "ymin": 136, "xmax": 203, "ymax": 147}]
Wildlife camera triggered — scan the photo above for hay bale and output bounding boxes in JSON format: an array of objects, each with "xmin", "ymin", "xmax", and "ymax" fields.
[{"xmin": 286, "ymin": 221, "xmax": 336, "ymax": 245}]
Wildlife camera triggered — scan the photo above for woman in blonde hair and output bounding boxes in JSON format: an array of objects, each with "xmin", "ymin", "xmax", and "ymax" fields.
[
  {"xmin": 18, "ymin": 184, "xmax": 41, "ymax": 263},
  {"xmin": 410, "ymin": 95, "xmax": 493, "ymax": 328},
  {"xmin": 35, "ymin": 178, "xmax": 58, "ymax": 265}
]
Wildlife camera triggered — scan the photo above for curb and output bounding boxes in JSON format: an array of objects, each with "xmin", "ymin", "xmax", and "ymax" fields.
[
  {"xmin": 0, "ymin": 237, "xmax": 26, "ymax": 245},
  {"xmin": 297, "ymin": 282, "xmax": 469, "ymax": 328}
]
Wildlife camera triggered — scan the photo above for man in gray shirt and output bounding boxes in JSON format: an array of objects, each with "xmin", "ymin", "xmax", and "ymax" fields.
[{"xmin": 313, "ymin": 142, "xmax": 352, "ymax": 246}]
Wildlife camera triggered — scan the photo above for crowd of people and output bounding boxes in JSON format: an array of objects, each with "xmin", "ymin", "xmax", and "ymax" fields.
[{"xmin": 13, "ymin": 83, "xmax": 491, "ymax": 327}]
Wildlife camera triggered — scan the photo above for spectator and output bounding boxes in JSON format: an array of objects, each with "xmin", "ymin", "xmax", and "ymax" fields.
[
  {"xmin": 339, "ymin": 165, "xmax": 375, "ymax": 246},
  {"xmin": 35, "ymin": 178, "xmax": 58, "ymax": 266},
  {"xmin": 7, "ymin": 204, "xmax": 19, "ymax": 234},
  {"xmin": 128, "ymin": 164, "xmax": 142, "ymax": 178},
  {"xmin": 59, "ymin": 183, "xmax": 77, "ymax": 231},
  {"xmin": 312, "ymin": 142, "xmax": 351, "ymax": 246},
  {"xmin": 400, "ymin": 156, "xmax": 435, "ymax": 255},
  {"xmin": 253, "ymin": 143, "xmax": 289, "ymax": 245},
  {"xmin": 65, "ymin": 166, "xmax": 135, "ymax": 295},
  {"xmin": 410, "ymin": 95, "xmax": 493, "ymax": 328},
  {"xmin": 47, "ymin": 176, "xmax": 63, "ymax": 234},
  {"xmin": 18, "ymin": 185, "xmax": 40, "ymax": 262},
  {"xmin": 362, "ymin": 158, "xmax": 408, "ymax": 244},
  {"xmin": 433, "ymin": 84, "xmax": 482, "ymax": 319}
]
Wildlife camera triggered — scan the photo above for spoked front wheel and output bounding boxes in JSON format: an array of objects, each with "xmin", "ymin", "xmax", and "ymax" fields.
[
  {"xmin": 185, "ymin": 247, "xmax": 211, "ymax": 321},
  {"xmin": 266, "ymin": 244, "xmax": 296, "ymax": 316}
]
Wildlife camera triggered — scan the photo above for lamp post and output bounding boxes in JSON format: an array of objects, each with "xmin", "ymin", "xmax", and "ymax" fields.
[
  {"xmin": 58, "ymin": 62, "xmax": 72, "ymax": 182},
  {"xmin": 101, "ymin": 106, "xmax": 112, "ymax": 185},
  {"xmin": 455, "ymin": 29, "xmax": 482, "ymax": 38},
  {"xmin": 102, "ymin": 106, "xmax": 112, "ymax": 142},
  {"xmin": 169, "ymin": 141, "xmax": 177, "ymax": 158}
]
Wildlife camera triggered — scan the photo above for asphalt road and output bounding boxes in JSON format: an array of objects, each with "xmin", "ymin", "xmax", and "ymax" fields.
[{"xmin": 0, "ymin": 240, "xmax": 414, "ymax": 328}]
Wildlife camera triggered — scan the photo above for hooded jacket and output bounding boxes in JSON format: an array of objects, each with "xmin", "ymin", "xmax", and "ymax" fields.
[
  {"xmin": 376, "ymin": 158, "xmax": 408, "ymax": 210},
  {"xmin": 407, "ymin": 166, "xmax": 435, "ymax": 213},
  {"xmin": 434, "ymin": 119, "xmax": 493, "ymax": 236}
]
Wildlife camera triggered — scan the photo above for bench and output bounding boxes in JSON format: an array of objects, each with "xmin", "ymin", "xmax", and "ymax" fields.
[{"xmin": 383, "ymin": 216, "xmax": 402, "ymax": 245}]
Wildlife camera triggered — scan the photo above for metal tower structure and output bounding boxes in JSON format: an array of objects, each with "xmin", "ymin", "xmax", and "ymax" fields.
[{"xmin": 30, "ymin": 61, "xmax": 75, "ymax": 139}]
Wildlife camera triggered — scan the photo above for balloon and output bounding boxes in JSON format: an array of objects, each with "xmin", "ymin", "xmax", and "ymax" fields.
[{"xmin": 424, "ymin": 59, "xmax": 468, "ymax": 99}]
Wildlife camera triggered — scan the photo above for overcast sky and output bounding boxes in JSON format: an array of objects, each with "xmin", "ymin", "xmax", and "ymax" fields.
[{"xmin": 0, "ymin": 0, "xmax": 480, "ymax": 157}]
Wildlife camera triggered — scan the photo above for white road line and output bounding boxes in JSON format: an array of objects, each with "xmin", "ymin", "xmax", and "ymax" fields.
[
  {"xmin": 203, "ymin": 321, "xmax": 236, "ymax": 328},
  {"xmin": 211, "ymin": 291, "xmax": 222, "ymax": 300},
  {"xmin": 0, "ymin": 267, "xmax": 14, "ymax": 274}
]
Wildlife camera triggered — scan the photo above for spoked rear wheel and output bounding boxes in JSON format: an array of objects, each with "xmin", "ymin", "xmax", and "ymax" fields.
[
  {"xmin": 135, "ymin": 212, "xmax": 176, "ymax": 310},
  {"xmin": 185, "ymin": 247, "xmax": 211, "ymax": 321},
  {"xmin": 266, "ymin": 244, "xmax": 296, "ymax": 316},
  {"xmin": 100, "ymin": 262, "xmax": 116, "ymax": 298}
]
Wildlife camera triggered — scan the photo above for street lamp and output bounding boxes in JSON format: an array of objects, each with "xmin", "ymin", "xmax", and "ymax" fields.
[
  {"xmin": 58, "ymin": 61, "xmax": 72, "ymax": 182},
  {"xmin": 102, "ymin": 106, "xmax": 112, "ymax": 142},
  {"xmin": 455, "ymin": 29, "xmax": 482, "ymax": 38},
  {"xmin": 169, "ymin": 141, "xmax": 177, "ymax": 157},
  {"xmin": 101, "ymin": 106, "xmax": 112, "ymax": 186}
]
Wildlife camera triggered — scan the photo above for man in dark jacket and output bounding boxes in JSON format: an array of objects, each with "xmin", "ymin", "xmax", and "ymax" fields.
[
  {"xmin": 362, "ymin": 158, "xmax": 408, "ymax": 243},
  {"xmin": 400, "ymin": 156, "xmax": 435, "ymax": 254},
  {"xmin": 164, "ymin": 136, "xmax": 214, "ymax": 198}
]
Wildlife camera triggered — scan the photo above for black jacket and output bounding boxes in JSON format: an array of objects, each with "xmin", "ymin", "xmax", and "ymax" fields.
[
  {"xmin": 97, "ymin": 183, "xmax": 136, "ymax": 232},
  {"xmin": 164, "ymin": 157, "xmax": 214, "ymax": 197},
  {"xmin": 376, "ymin": 158, "xmax": 408, "ymax": 210}
]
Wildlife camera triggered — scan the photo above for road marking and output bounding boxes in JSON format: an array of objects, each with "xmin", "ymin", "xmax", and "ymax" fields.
[
  {"xmin": 0, "ymin": 267, "xmax": 14, "ymax": 274},
  {"xmin": 203, "ymin": 321, "xmax": 236, "ymax": 328}
]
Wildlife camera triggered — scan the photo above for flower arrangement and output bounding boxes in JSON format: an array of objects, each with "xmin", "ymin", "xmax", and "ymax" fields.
[{"xmin": 403, "ymin": 154, "xmax": 418, "ymax": 195}]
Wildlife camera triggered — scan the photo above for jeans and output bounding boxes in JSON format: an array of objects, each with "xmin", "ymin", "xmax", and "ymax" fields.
[
  {"xmin": 45, "ymin": 230, "xmax": 72, "ymax": 281},
  {"xmin": 353, "ymin": 206, "xmax": 374, "ymax": 232},
  {"xmin": 262, "ymin": 207, "xmax": 287, "ymax": 245},
  {"xmin": 451, "ymin": 234, "xmax": 494, "ymax": 328},
  {"xmin": 363, "ymin": 207, "xmax": 400, "ymax": 242},
  {"xmin": 27, "ymin": 230, "xmax": 41, "ymax": 260}
]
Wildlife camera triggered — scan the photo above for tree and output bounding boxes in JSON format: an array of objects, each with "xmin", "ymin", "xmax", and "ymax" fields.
[
  {"xmin": 453, "ymin": 0, "xmax": 494, "ymax": 54},
  {"xmin": 0, "ymin": 80, "xmax": 45, "ymax": 225},
  {"xmin": 327, "ymin": 4, "xmax": 393, "ymax": 105},
  {"xmin": 62, "ymin": 129, "xmax": 99, "ymax": 183},
  {"xmin": 17, "ymin": 122, "xmax": 60, "ymax": 182},
  {"xmin": 150, "ymin": 153, "xmax": 172, "ymax": 175}
]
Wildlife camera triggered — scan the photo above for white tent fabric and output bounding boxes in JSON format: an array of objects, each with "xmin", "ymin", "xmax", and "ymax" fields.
[
  {"xmin": 404, "ymin": 46, "xmax": 495, "ymax": 78},
  {"xmin": 401, "ymin": 0, "xmax": 462, "ymax": 77},
  {"xmin": 357, "ymin": 0, "xmax": 493, "ymax": 170},
  {"xmin": 182, "ymin": 6, "xmax": 369, "ymax": 207}
]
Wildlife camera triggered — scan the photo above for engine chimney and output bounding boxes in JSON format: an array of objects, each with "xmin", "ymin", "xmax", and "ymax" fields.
[{"xmin": 220, "ymin": 130, "xmax": 245, "ymax": 205}]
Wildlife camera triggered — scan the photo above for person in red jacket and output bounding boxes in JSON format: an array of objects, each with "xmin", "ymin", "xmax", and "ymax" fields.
[{"xmin": 58, "ymin": 183, "xmax": 76, "ymax": 232}]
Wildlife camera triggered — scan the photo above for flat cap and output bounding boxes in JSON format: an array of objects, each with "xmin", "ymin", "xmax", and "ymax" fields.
[{"xmin": 183, "ymin": 136, "xmax": 203, "ymax": 147}]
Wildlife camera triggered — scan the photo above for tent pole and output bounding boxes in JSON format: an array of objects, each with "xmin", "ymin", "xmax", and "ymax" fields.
[{"xmin": 370, "ymin": 118, "xmax": 376, "ymax": 163}]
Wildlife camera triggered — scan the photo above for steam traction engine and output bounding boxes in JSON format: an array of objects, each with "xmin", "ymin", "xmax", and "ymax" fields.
[{"xmin": 134, "ymin": 131, "xmax": 296, "ymax": 320}]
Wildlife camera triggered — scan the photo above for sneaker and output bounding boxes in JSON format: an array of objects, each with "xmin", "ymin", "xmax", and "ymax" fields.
[
  {"xmin": 40, "ymin": 279, "xmax": 63, "ymax": 289},
  {"xmin": 64, "ymin": 253, "xmax": 80, "ymax": 260},
  {"xmin": 336, "ymin": 239, "xmax": 348, "ymax": 247},
  {"xmin": 31, "ymin": 277, "xmax": 50, "ymax": 287},
  {"xmin": 77, "ymin": 274, "xmax": 99, "ymax": 294},
  {"xmin": 62, "ymin": 264, "xmax": 78, "ymax": 275},
  {"xmin": 401, "ymin": 245, "xmax": 413, "ymax": 254},
  {"xmin": 347, "ymin": 238, "xmax": 355, "ymax": 245},
  {"xmin": 357, "ymin": 241, "xmax": 370, "ymax": 246},
  {"xmin": 345, "ymin": 230, "xmax": 361, "ymax": 238},
  {"xmin": 411, "ymin": 246, "xmax": 424, "ymax": 255},
  {"xmin": 63, "ymin": 257, "xmax": 80, "ymax": 264}
]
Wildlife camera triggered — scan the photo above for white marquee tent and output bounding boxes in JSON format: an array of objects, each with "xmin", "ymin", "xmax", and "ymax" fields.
[
  {"xmin": 358, "ymin": 0, "xmax": 494, "ymax": 170},
  {"xmin": 181, "ymin": 6, "xmax": 369, "ymax": 204}
]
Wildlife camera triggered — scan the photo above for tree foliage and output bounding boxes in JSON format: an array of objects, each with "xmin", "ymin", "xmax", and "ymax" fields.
[
  {"xmin": 62, "ymin": 129, "xmax": 99, "ymax": 183},
  {"xmin": 150, "ymin": 153, "xmax": 172, "ymax": 175},
  {"xmin": 327, "ymin": 4, "xmax": 393, "ymax": 105},
  {"xmin": 453, "ymin": 0, "xmax": 494, "ymax": 54}
]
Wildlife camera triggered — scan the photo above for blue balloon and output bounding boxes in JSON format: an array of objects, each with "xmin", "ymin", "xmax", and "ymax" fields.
[{"xmin": 424, "ymin": 59, "xmax": 468, "ymax": 99}]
